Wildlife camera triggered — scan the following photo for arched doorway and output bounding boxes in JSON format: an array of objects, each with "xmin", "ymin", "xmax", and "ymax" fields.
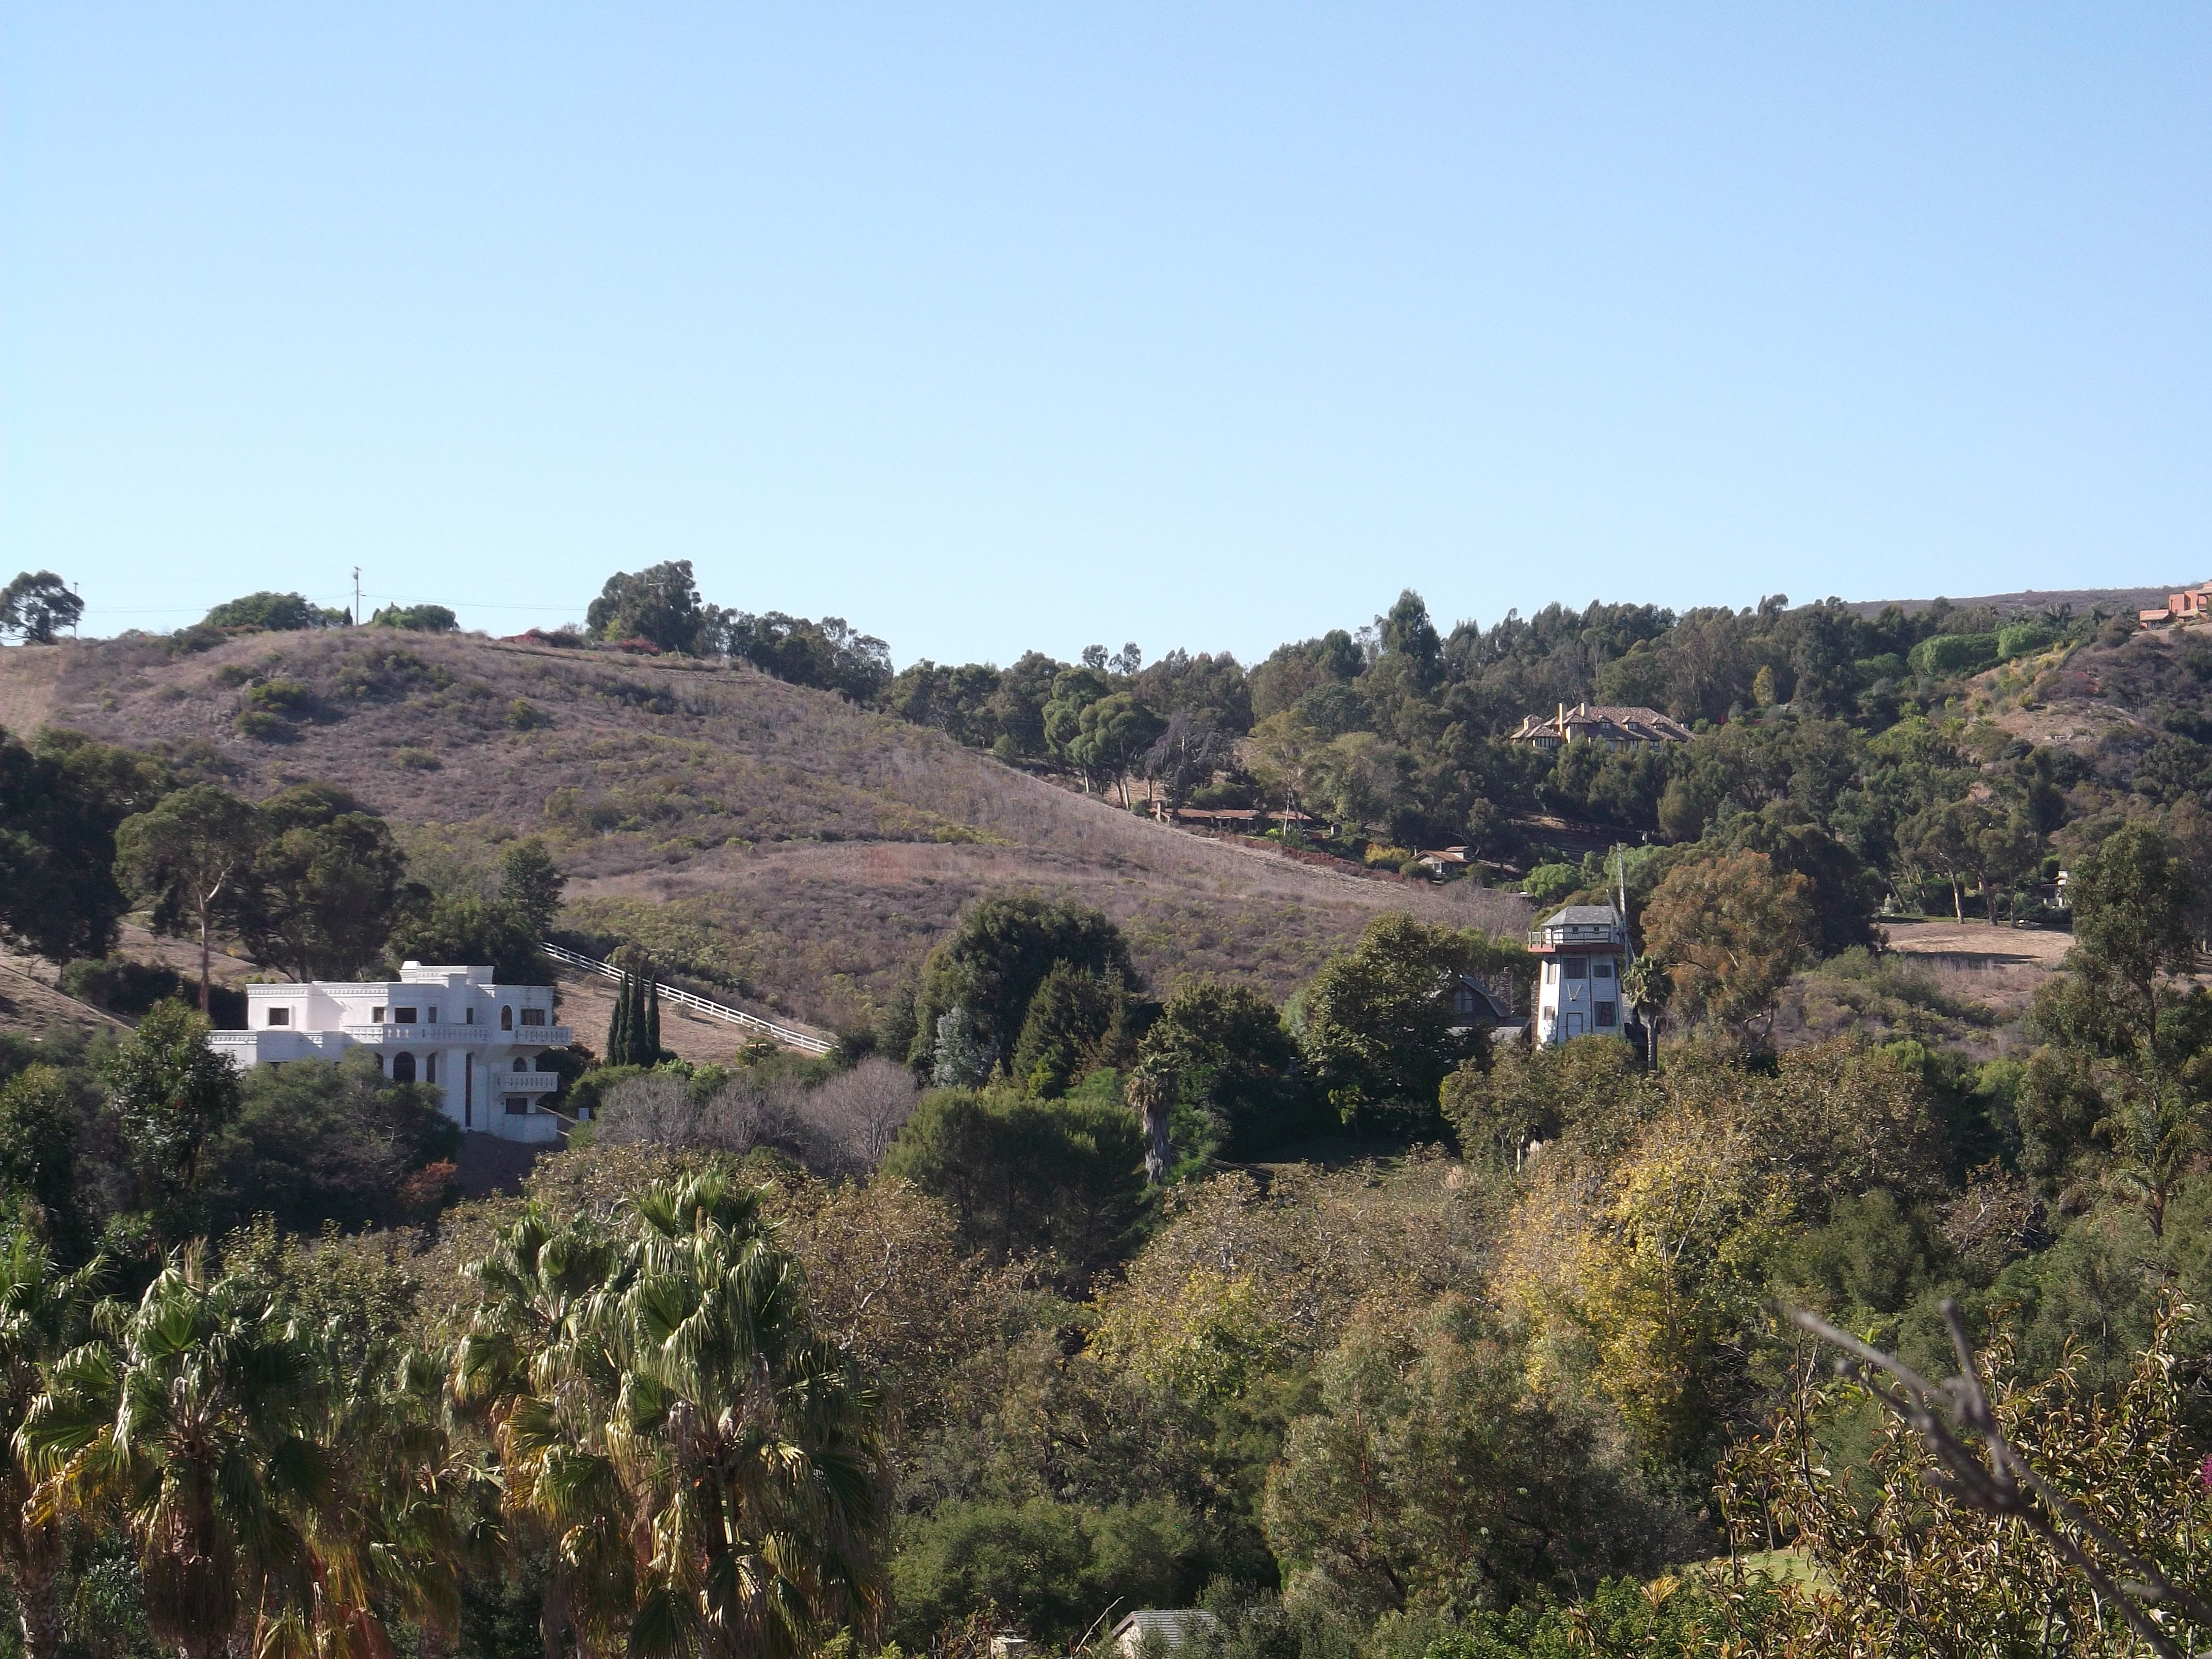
[{"xmin": 392, "ymin": 1052, "xmax": 417, "ymax": 1082}]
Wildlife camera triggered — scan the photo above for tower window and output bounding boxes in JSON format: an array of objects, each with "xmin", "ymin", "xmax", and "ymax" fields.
[{"xmin": 267, "ymin": 1007, "xmax": 290, "ymax": 1027}]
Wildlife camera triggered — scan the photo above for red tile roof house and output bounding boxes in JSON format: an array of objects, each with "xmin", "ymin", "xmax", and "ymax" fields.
[
  {"xmin": 2141, "ymin": 582, "xmax": 2212, "ymax": 627},
  {"xmin": 1507, "ymin": 702, "xmax": 1693, "ymax": 751}
]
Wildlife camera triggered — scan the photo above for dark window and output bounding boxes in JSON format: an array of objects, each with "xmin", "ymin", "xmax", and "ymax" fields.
[
  {"xmin": 504, "ymin": 1095, "xmax": 531, "ymax": 1114},
  {"xmin": 267, "ymin": 1007, "xmax": 289, "ymax": 1027},
  {"xmin": 521, "ymin": 1007, "xmax": 546, "ymax": 1027},
  {"xmin": 394, "ymin": 1006, "xmax": 419, "ymax": 1024},
  {"xmin": 425, "ymin": 1053, "xmax": 438, "ymax": 1084},
  {"xmin": 1454, "ymin": 987, "xmax": 1474, "ymax": 1015},
  {"xmin": 501, "ymin": 1005, "xmax": 514, "ymax": 1031},
  {"xmin": 392, "ymin": 1052, "xmax": 417, "ymax": 1082},
  {"xmin": 513, "ymin": 1058, "xmax": 529, "ymax": 1074},
  {"xmin": 466, "ymin": 1007, "xmax": 476, "ymax": 1025},
  {"xmin": 1563, "ymin": 957, "xmax": 1587, "ymax": 981},
  {"xmin": 428, "ymin": 1006, "xmax": 440, "ymax": 1024},
  {"xmin": 371, "ymin": 1005, "xmax": 385, "ymax": 1022},
  {"xmin": 1593, "ymin": 958, "xmax": 1614, "ymax": 980},
  {"xmin": 1596, "ymin": 1001, "xmax": 1618, "ymax": 1028}
]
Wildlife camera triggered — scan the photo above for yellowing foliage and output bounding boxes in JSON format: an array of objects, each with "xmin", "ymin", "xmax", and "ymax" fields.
[
  {"xmin": 1089, "ymin": 1262, "xmax": 1284, "ymax": 1405},
  {"xmin": 1493, "ymin": 1040, "xmax": 1944, "ymax": 1466}
]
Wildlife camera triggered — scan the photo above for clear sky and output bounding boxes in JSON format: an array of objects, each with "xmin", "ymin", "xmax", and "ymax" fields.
[{"xmin": 4, "ymin": 6, "xmax": 2207, "ymax": 666}]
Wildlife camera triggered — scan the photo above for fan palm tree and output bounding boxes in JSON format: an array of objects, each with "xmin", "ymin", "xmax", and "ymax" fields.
[
  {"xmin": 469, "ymin": 1178, "xmax": 885, "ymax": 1659},
  {"xmin": 0, "ymin": 1230, "xmax": 101, "ymax": 1659},
  {"xmin": 268, "ymin": 1324, "xmax": 482, "ymax": 1659},
  {"xmin": 603, "ymin": 1173, "xmax": 885, "ymax": 1659},
  {"xmin": 18, "ymin": 1246, "xmax": 326, "ymax": 1659},
  {"xmin": 453, "ymin": 1207, "xmax": 628, "ymax": 1659},
  {"xmin": 2095, "ymin": 1079, "xmax": 2204, "ymax": 1242}
]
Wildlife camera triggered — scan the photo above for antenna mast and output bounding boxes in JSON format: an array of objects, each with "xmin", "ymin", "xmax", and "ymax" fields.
[{"xmin": 353, "ymin": 566, "xmax": 362, "ymax": 626}]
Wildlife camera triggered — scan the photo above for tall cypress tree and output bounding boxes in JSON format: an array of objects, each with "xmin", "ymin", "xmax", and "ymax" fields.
[
  {"xmin": 645, "ymin": 974, "xmax": 662, "ymax": 1060},
  {"xmin": 607, "ymin": 970, "xmax": 633, "ymax": 1067}
]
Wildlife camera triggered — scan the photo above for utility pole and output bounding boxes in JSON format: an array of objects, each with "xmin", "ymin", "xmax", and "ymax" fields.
[{"xmin": 353, "ymin": 566, "xmax": 362, "ymax": 627}]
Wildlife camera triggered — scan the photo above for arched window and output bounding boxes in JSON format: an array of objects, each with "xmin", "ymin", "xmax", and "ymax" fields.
[
  {"xmin": 500, "ymin": 1005, "xmax": 513, "ymax": 1031},
  {"xmin": 392, "ymin": 1052, "xmax": 417, "ymax": 1083},
  {"xmin": 513, "ymin": 1056, "xmax": 529, "ymax": 1074}
]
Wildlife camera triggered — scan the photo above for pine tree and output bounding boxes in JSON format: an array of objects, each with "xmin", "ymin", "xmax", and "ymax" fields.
[{"xmin": 645, "ymin": 975, "xmax": 661, "ymax": 1061}]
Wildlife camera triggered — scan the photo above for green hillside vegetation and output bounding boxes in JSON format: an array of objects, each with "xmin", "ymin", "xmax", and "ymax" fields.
[
  {"xmin": 2, "ymin": 826, "xmax": 2211, "ymax": 1656},
  {"xmin": 11, "ymin": 570, "xmax": 2212, "ymax": 1654}
]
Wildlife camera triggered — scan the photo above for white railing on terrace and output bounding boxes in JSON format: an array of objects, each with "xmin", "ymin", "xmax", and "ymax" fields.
[
  {"xmin": 488, "ymin": 1070, "xmax": 561, "ymax": 1093},
  {"xmin": 541, "ymin": 942, "xmax": 834, "ymax": 1056},
  {"xmin": 337, "ymin": 1023, "xmax": 575, "ymax": 1046},
  {"xmin": 1527, "ymin": 924, "xmax": 1622, "ymax": 949}
]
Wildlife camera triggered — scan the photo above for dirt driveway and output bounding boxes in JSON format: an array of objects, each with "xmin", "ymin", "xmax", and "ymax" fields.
[{"xmin": 1881, "ymin": 919, "xmax": 2074, "ymax": 967}]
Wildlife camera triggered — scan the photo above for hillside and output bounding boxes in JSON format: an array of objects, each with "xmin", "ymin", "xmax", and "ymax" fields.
[
  {"xmin": 4, "ymin": 631, "xmax": 1526, "ymax": 1029},
  {"xmin": 1977, "ymin": 621, "xmax": 2209, "ymax": 765}
]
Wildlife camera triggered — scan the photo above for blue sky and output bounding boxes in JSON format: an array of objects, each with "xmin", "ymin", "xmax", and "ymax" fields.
[{"xmin": 3, "ymin": 6, "xmax": 2206, "ymax": 666}]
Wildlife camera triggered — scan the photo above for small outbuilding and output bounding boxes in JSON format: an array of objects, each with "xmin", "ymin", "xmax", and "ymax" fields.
[{"xmin": 1112, "ymin": 1611, "xmax": 1221, "ymax": 1659}]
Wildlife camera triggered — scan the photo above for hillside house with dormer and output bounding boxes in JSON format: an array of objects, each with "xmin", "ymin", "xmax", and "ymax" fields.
[{"xmin": 1507, "ymin": 703, "xmax": 1691, "ymax": 752}]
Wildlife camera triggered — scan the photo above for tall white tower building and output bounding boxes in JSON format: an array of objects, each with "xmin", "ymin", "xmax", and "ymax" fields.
[{"xmin": 1529, "ymin": 903, "xmax": 1628, "ymax": 1046}]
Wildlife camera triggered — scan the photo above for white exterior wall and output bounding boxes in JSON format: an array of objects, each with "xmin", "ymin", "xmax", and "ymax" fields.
[
  {"xmin": 208, "ymin": 962, "xmax": 571, "ymax": 1143},
  {"xmin": 1535, "ymin": 950, "xmax": 1627, "ymax": 1045}
]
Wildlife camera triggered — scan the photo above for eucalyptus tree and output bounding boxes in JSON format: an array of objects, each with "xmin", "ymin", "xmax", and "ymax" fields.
[{"xmin": 113, "ymin": 784, "xmax": 263, "ymax": 1013}]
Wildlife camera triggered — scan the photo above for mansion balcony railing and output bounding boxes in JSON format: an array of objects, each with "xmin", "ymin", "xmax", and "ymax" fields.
[
  {"xmin": 487, "ymin": 1069, "xmax": 561, "ymax": 1094},
  {"xmin": 337, "ymin": 1023, "xmax": 573, "ymax": 1047}
]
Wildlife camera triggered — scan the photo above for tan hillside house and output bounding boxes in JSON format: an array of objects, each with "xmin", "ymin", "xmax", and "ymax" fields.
[{"xmin": 2140, "ymin": 581, "xmax": 2212, "ymax": 627}]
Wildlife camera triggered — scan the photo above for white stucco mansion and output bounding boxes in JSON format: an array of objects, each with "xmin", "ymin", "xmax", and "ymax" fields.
[
  {"xmin": 207, "ymin": 962, "xmax": 573, "ymax": 1143},
  {"xmin": 1528, "ymin": 903, "xmax": 1629, "ymax": 1046}
]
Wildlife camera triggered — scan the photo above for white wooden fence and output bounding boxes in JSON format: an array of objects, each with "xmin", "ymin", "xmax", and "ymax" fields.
[{"xmin": 541, "ymin": 942, "xmax": 834, "ymax": 1056}]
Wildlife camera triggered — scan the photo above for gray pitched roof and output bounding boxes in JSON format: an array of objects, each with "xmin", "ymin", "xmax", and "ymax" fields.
[{"xmin": 1541, "ymin": 904, "xmax": 1622, "ymax": 926}]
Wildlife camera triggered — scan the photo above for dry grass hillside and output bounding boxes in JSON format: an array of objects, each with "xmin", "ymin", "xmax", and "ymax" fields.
[{"xmin": 7, "ymin": 633, "xmax": 1528, "ymax": 1030}]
